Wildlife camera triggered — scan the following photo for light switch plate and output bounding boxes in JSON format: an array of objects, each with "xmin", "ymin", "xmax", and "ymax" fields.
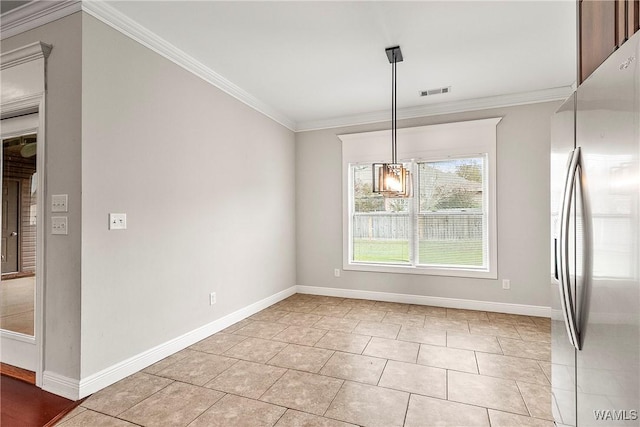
[
  {"xmin": 109, "ymin": 213, "xmax": 127, "ymax": 230},
  {"xmin": 52, "ymin": 194, "xmax": 68, "ymax": 212},
  {"xmin": 52, "ymin": 216, "xmax": 68, "ymax": 235}
]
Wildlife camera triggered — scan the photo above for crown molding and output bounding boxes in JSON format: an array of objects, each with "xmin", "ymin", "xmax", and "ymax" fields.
[
  {"xmin": 296, "ymin": 86, "xmax": 574, "ymax": 132},
  {"xmin": 81, "ymin": 1, "xmax": 296, "ymax": 131},
  {"xmin": 0, "ymin": 0, "xmax": 81, "ymax": 40},
  {"xmin": 1, "ymin": 41, "xmax": 52, "ymax": 70}
]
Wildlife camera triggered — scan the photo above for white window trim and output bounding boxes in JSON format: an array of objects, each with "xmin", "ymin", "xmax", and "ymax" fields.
[{"xmin": 339, "ymin": 118, "xmax": 501, "ymax": 279}]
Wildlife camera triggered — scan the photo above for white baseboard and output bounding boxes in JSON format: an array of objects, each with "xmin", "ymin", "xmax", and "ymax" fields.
[
  {"xmin": 75, "ymin": 285, "xmax": 296, "ymax": 399},
  {"xmin": 42, "ymin": 371, "xmax": 80, "ymax": 400},
  {"xmin": 296, "ymin": 285, "xmax": 551, "ymax": 318}
]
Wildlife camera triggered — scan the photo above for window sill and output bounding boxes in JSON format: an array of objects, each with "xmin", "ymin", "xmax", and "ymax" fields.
[{"xmin": 343, "ymin": 262, "xmax": 497, "ymax": 279}]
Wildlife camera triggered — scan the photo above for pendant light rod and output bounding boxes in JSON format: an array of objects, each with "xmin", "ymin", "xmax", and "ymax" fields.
[{"xmin": 385, "ymin": 46, "xmax": 403, "ymax": 164}]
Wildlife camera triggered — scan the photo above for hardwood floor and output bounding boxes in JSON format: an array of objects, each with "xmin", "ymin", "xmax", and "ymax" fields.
[
  {"xmin": 0, "ymin": 362, "xmax": 36, "ymax": 384},
  {"xmin": 0, "ymin": 375, "xmax": 77, "ymax": 427}
]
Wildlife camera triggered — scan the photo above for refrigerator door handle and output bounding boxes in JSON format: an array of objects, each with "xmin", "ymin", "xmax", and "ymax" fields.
[{"xmin": 559, "ymin": 147, "xmax": 582, "ymax": 351}]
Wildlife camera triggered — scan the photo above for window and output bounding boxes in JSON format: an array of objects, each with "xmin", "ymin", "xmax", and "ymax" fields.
[{"xmin": 340, "ymin": 118, "xmax": 499, "ymax": 278}]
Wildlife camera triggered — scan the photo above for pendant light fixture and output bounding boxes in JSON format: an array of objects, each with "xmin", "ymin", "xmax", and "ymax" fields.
[{"xmin": 373, "ymin": 46, "xmax": 411, "ymax": 198}]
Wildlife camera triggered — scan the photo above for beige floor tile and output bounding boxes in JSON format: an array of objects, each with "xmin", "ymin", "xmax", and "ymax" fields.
[
  {"xmin": 354, "ymin": 321, "xmax": 400, "ymax": 339},
  {"xmin": 304, "ymin": 295, "xmax": 344, "ymax": 305},
  {"xmin": 447, "ymin": 332, "xmax": 502, "ymax": 354},
  {"xmin": 312, "ymin": 316, "xmax": 359, "ymax": 333},
  {"xmin": 372, "ymin": 301, "xmax": 410, "ymax": 313},
  {"xmin": 397, "ymin": 325, "xmax": 446, "ymax": 346},
  {"xmin": 363, "ymin": 337, "xmax": 419, "ymax": 363},
  {"xmin": 82, "ymin": 372, "xmax": 173, "ymax": 416},
  {"xmin": 0, "ymin": 310, "xmax": 33, "ymax": 335},
  {"xmin": 320, "ymin": 351, "xmax": 386, "ymax": 384},
  {"xmin": 204, "ymin": 359, "xmax": 286, "ymax": 399},
  {"xmin": 314, "ymin": 331, "xmax": 371, "ymax": 354},
  {"xmin": 378, "ymin": 360, "xmax": 446, "ymax": 398},
  {"xmin": 447, "ymin": 308, "xmax": 489, "ymax": 321},
  {"xmin": 344, "ymin": 307, "xmax": 386, "ymax": 322},
  {"xmin": 423, "ymin": 316, "xmax": 470, "ymax": 332},
  {"xmin": 469, "ymin": 320, "xmax": 521, "ymax": 339},
  {"xmin": 339, "ymin": 298, "xmax": 377, "ymax": 308},
  {"xmin": 488, "ymin": 409, "xmax": 555, "ymax": 427},
  {"xmin": 405, "ymin": 394, "xmax": 490, "ymax": 427},
  {"xmin": 119, "ymin": 382, "xmax": 224, "ymax": 427},
  {"xmin": 223, "ymin": 337, "xmax": 288, "ymax": 363},
  {"xmin": 382, "ymin": 312, "xmax": 425, "ymax": 328},
  {"xmin": 499, "ymin": 337, "xmax": 551, "ymax": 361},
  {"xmin": 518, "ymin": 381, "xmax": 553, "ymax": 420},
  {"xmin": 448, "ymin": 371, "xmax": 529, "ymax": 415},
  {"xmin": 234, "ymin": 320, "xmax": 288, "ymax": 339},
  {"xmin": 57, "ymin": 410, "xmax": 138, "ymax": 427},
  {"xmin": 250, "ymin": 308, "xmax": 289, "ymax": 322},
  {"xmin": 155, "ymin": 350, "xmax": 237, "ymax": 386},
  {"xmin": 516, "ymin": 324, "xmax": 552, "ymax": 342},
  {"xmin": 311, "ymin": 304, "xmax": 351, "ymax": 317},
  {"xmin": 487, "ymin": 312, "xmax": 536, "ymax": 326},
  {"xmin": 407, "ymin": 305, "xmax": 447, "ymax": 318},
  {"xmin": 538, "ymin": 361, "xmax": 552, "ymax": 382},
  {"xmin": 221, "ymin": 318, "xmax": 254, "ymax": 333},
  {"xmin": 189, "ymin": 332, "xmax": 247, "ymax": 354},
  {"xmin": 267, "ymin": 343, "xmax": 334, "ymax": 373},
  {"xmin": 530, "ymin": 316, "xmax": 551, "ymax": 328},
  {"xmin": 275, "ymin": 409, "xmax": 357, "ymax": 427},
  {"xmin": 417, "ymin": 344, "xmax": 478, "ymax": 373},
  {"xmin": 325, "ymin": 381, "xmax": 409, "ymax": 427},
  {"xmin": 272, "ymin": 325, "xmax": 327, "ymax": 346},
  {"xmin": 142, "ymin": 349, "xmax": 192, "ymax": 375},
  {"xmin": 476, "ymin": 352, "xmax": 550, "ymax": 385},
  {"xmin": 274, "ymin": 300, "xmax": 321, "ymax": 313},
  {"xmin": 277, "ymin": 312, "xmax": 323, "ymax": 327},
  {"xmin": 260, "ymin": 370, "xmax": 343, "ymax": 415},
  {"xmin": 281, "ymin": 294, "xmax": 311, "ymax": 302},
  {"xmin": 59, "ymin": 405, "xmax": 86, "ymax": 423},
  {"xmin": 188, "ymin": 394, "xmax": 286, "ymax": 427}
]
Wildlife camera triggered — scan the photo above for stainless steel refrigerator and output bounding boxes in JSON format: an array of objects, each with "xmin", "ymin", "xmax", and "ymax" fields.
[{"xmin": 550, "ymin": 31, "xmax": 640, "ymax": 426}]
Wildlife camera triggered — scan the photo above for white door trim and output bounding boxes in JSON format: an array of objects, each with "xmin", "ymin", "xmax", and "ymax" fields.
[{"xmin": 1, "ymin": 41, "xmax": 51, "ymax": 387}]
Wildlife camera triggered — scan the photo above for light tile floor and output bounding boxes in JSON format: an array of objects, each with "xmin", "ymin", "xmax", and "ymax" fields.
[
  {"xmin": 0, "ymin": 276, "xmax": 35, "ymax": 335},
  {"xmin": 57, "ymin": 294, "xmax": 553, "ymax": 427}
]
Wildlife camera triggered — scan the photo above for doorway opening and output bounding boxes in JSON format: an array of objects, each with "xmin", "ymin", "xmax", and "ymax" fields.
[{"xmin": 1, "ymin": 133, "xmax": 37, "ymax": 337}]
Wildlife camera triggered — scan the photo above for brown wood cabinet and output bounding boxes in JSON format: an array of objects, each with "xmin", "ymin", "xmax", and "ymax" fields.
[{"xmin": 580, "ymin": 0, "xmax": 640, "ymax": 83}]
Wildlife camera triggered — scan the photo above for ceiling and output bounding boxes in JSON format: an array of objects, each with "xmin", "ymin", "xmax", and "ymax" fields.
[{"xmin": 5, "ymin": 1, "xmax": 578, "ymax": 130}]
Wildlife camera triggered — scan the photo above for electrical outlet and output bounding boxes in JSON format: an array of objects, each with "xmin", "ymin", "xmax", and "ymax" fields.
[
  {"xmin": 502, "ymin": 279, "xmax": 511, "ymax": 290},
  {"xmin": 334, "ymin": 268, "xmax": 341, "ymax": 278},
  {"xmin": 209, "ymin": 292, "xmax": 217, "ymax": 305},
  {"xmin": 109, "ymin": 213, "xmax": 127, "ymax": 230}
]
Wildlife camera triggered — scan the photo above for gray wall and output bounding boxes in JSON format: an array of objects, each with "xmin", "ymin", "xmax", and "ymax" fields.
[
  {"xmin": 80, "ymin": 15, "xmax": 296, "ymax": 377},
  {"xmin": 296, "ymin": 101, "xmax": 560, "ymax": 307},
  {"xmin": 2, "ymin": 13, "xmax": 83, "ymax": 380}
]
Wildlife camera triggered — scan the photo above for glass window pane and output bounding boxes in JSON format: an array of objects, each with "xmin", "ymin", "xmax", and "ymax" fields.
[
  {"xmin": 417, "ymin": 158, "xmax": 486, "ymax": 267},
  {"xmin": 352, "ymin": 164, "xmax": 410, "ymax": 263}
]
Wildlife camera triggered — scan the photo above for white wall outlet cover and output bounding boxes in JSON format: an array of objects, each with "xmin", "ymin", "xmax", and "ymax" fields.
[
  {"xmin": 109, "ymin": 213, "xmax": 127, "ymax": 230},
  {"xmin": 51, "ymin": 194, "xmax": 68, "ymax": 212},
  {"xmin": 51, "ymin": 216, "xmax": 68, "ymax": 235}
]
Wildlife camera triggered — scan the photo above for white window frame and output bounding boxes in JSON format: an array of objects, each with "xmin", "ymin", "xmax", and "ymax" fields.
[{"xmin": 339, "ymin": 118, "xmax": 501, "ymax": 279}]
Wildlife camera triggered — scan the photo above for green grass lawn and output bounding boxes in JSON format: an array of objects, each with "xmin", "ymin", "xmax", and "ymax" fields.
[{"xmin": 353, "ymin": 239, "xmax": 483, "ymax": 266}]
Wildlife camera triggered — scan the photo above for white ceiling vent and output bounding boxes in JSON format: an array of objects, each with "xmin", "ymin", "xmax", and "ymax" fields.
[{"xmin": 419, "ymin": 86, "xmax": 452, "ymax": 97}]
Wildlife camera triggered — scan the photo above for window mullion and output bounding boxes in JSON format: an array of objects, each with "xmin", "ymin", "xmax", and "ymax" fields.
[{"xmin": 410, "ymin": 160, "xmax": 419, "ymax": 266}]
